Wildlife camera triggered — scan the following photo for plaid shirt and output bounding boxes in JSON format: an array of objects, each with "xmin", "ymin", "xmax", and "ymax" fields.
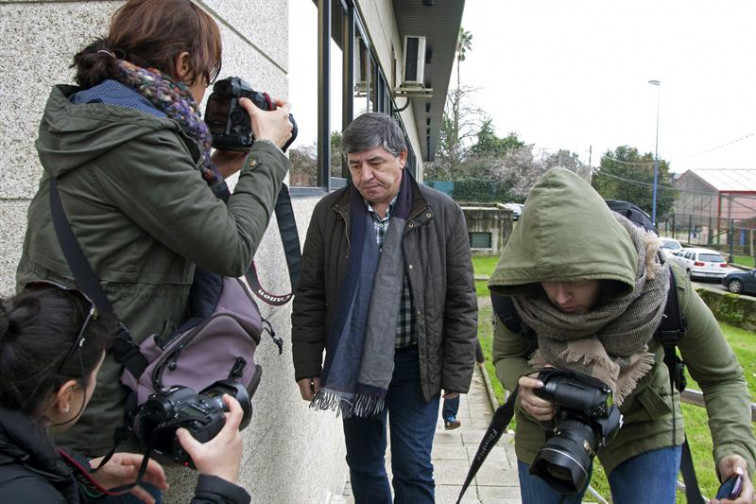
[{"xmin": 366, "ymin": 199, "xmax": 417, "ymax": 348}]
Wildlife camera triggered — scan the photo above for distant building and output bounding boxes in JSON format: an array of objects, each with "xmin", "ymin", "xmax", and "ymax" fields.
[
  {"xmin": 671, "ymin": 169, "xmax": 756, "ymax": 247},
  {"xmin": 673, "ymin": 169, "xmax": 756, "ymax": 225}
]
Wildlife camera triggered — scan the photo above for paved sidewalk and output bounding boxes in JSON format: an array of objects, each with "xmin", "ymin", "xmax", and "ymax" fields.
[{"xmin": 331, "ymin": 363, "xmax": 522, "ymax": 503}]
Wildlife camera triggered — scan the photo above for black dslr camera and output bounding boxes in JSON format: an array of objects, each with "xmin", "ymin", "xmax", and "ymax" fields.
[
  {"xmin": 205, "ymin": 76, "xmax": 297, "ymax": 152},
  {"xmin": 529, "ymin": 368, "xmax": 622, "ymax": 493},
  {"xmin": 137, "ymin": 380, "xmax": 252, "ymax": 467}
]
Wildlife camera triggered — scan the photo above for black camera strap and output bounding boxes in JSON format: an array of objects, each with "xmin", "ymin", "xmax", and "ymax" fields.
[
  {"xmin": 245, "ymin": 184, "xmax": 302, "ymax": 306},
  {"xmin": 456, "ymin": 388, "xmax": 519, "ymax": 504}
]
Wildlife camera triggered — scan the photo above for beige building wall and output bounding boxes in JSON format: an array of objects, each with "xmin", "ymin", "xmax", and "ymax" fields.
[{"xmin": 0, "ymin": 1, "xmax": 348, "ymax": 502}]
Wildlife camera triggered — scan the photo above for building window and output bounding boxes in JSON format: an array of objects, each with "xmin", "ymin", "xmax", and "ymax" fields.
[
  {"xmin": 289, "ymin": 0, "xmax": 416, "ymax": 195},
  {"xmin": 469, "ymin": 232, "xmax": 492, "ymax": 249},
  {"xmin": 288, "ymin": 0, "xmax": 319, "ymax": 188}
]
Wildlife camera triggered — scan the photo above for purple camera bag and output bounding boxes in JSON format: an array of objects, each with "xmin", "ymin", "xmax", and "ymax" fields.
[{"xmin": 121, "ymin": 276, "xmax": 264, "ymax": 405}]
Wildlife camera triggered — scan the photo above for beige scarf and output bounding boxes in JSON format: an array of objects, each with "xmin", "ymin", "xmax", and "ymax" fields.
[{"xmin": 516, "ymin": 214, "xmax": 669, "ymax": 405}]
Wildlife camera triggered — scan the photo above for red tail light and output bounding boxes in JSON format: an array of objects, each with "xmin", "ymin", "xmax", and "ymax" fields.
[
  {"xmin": 720, "ymin": 263, "xmax": 729, "ymax": 268},
  {"xmin": 694, "ymin": 261, "xmax": 705, "ymax": 266}
]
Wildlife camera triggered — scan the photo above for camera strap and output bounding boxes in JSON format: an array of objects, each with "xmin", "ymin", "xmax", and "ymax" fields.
[
  {"xmin": 245, "ymin": 184, "xmax": 302, "ymax": 306},
  {"xmin": 456, "ymin": 388, "xmax": 519, "ymax": 504}
]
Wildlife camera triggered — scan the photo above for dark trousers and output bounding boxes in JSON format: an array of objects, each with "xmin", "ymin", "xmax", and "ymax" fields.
[
  {"xmin": 343, "ymin": 346, "xmax": 440, "ymax": 504},
  {"xmin": 442, "ymin": 395, "xmax": 460, "ymax": 420}
]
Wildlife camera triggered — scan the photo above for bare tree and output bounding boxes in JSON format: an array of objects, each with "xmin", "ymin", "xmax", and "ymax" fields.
[{"xmin": 425, "ymin": 86, "xmax": 484, "ymax": 181}]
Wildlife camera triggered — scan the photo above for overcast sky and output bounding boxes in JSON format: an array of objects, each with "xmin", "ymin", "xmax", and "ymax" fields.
[{"xmin": 457, "ymin": 0, "xmax": 756, "ymax": 173}]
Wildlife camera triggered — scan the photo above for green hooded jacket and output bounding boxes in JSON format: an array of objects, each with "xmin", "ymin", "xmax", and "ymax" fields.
[
  {"xmin": 16, "ymin": 84, "xmax": 289, "ymax": 454},
  {"xmin": 489, "ymin": 167, "xmax": 755, "ymax": 476}
]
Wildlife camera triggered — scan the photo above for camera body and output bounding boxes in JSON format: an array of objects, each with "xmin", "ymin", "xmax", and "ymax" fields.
[
  {"xmin": 529, "ymin": 368, "xmax": 622, "ymax": 493},
  {"xmin": 136, "ymin": 379, "xmax": 252, "ymax": 467},
  {"xmin": 205, "ymin": 76, "xmax": 297, "ymax": 152}
]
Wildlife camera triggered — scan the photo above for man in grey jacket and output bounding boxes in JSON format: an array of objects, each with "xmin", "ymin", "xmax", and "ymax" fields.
[{"xmin": 292, "ymin": 112, "xmax": 478, "ymax": 504}]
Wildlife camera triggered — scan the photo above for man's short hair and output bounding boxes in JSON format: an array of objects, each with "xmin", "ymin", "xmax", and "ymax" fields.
[{"xmin": 341, "ymin": 112, "xmax": 407, "ymax": 158}]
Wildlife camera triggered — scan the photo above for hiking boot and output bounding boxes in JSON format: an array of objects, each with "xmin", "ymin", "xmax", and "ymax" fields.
[{"xmin": 444, "ymin": 417, "xmax": 461, "ymax": 430}]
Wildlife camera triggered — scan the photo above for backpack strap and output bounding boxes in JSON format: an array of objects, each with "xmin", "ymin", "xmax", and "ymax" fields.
[
  {"xmin": 49, "ymin": 178, "xmax": 148, "ymax": 377},
  {"xmin": 654, "ymin": 271, "xmax": 705, "ymax": 504},
  {"xmin": 491, "ymin": 291, "xmax": 538, "ymax": 355},
  {"xmin": 655, "ymin": 270, "xmax": 688, "ymax": 392}
]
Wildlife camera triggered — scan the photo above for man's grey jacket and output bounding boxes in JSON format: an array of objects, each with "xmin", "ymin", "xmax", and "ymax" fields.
[{"xmin": 291, "ymin": 175, "xmax": 479, "ymax": 400}]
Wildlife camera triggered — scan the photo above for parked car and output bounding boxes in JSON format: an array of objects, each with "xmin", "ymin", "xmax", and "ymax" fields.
[
  {"xmin": 721, "ymin": 269, "xmax": 756, "ymax": 295},
  {"xmin": 668, "ymin": 247, "xmax": 731, "ymax": 280},
  {"xmin": 658, "ymin": 237, "xmax": 683, "ymax": 258},
  {"xmin": 503, "ymin": 202, "xmax": 524, "ymax": 221}
]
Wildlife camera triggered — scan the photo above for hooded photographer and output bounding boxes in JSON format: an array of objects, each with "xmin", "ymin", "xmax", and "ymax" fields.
[
  {"xmin": 15, "ymin": 0, "xmax": 292, "ymax": 501},
  {"xmin": 489, "ymin": 167, "xmax": 755, "ymax": 504}
]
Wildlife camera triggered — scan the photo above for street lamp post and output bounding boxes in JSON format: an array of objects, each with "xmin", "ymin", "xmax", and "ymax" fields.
[{"xmin": 648, "ymin": 79, "xmax": 661, "ymax": 225}]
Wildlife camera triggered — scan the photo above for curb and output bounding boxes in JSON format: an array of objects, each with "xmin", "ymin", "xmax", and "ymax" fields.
[{"xmin": 479, "ymin": 361, "xmax": 502, "ymax": 414}]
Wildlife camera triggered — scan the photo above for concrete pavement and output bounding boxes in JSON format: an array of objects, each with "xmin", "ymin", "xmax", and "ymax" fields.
[{"xmin": 330, "ymin": 363, "xmax": 522, "ymax": 503}]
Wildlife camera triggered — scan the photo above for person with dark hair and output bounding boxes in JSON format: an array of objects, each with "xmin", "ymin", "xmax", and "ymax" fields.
[
  {"xmin": 15, "ymin": 0, "xmax": 292, "ymax": 491},
  {"xmin": 292, "ymin": 112, "xmax": 478, "ymax": 503},
  {"xmin": 0, "ymin": 284, "xmax": 251, "ymax": 504},
  {"xmin": 489, "ymin": 167, "xmax": 755, "ymax": 504}
]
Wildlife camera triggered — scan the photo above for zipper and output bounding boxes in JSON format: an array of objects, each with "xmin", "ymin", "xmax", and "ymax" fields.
[{"xmin": 151, "ymin": 312, "xmax": 261, "ymax": 391}]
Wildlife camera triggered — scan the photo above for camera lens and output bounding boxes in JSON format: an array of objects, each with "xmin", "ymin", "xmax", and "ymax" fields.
[{"xmin": 529, "ymin": 419, "xmax": 595, "ymax": 493}]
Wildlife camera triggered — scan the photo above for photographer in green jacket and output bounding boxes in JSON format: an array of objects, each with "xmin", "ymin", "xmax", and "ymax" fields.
[
  {"xmin": 16, "ymin": 0, "xmax": 292, "ymax": 501},
  {"xmin": 490, "ymin": 167, "xmax": 755, "ymax": 504}
]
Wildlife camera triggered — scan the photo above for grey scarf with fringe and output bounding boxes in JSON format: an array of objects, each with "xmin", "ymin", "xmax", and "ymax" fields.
[
  {"xmin": 516, "ymin": 214, "xmax": 669, "ymax": 405},
  {"xmin": 310, "ymin": 175, "xmax": 412, "ymax": 418}
]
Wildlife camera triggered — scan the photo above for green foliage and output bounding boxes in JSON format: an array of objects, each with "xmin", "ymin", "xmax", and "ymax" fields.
[
  {"xmin": 469, "ymin": 120, "xmax": 524, "ymax": 158},
  {"xmin": 591, "ymin": 145, "xmax": 676, "ymax": 220},
  {"xmin": 452, "ymin": 179, "xmax": 514, "ymax": 204},
  {"xmin": 717, "ymin": 294, "xmax": 746, "ymax": 325}
]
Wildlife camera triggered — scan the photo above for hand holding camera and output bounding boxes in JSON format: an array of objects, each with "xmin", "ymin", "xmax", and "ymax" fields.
[
  {"xmin": 238, "ymin": 97, "xmax": 293, "ymax": 149},
  {"xmin": 517, "ymin": 372, "xmax": 556, "ymax": 422},
  {"xmin": 176, "ymin": 394, "xmax": 245, "ymax": 485},
  {"xmin": 205, "ymin": 76, "xmax": 297, "ymax": 153}
]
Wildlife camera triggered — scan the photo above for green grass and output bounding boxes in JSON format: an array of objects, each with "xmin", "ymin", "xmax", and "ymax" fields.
[
  {"xmin": 477, "ymin": 304, "xmax": 756, "ymax": 502},
  {"xmin": 473, "ymin": 255, "xmax": 498, "ymax": 297},
  {"xmin": 733, "ymin": 255, "xmax": 756, "ymax": 269}
]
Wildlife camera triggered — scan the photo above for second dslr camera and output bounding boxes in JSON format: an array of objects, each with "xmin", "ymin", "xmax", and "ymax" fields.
[
  {"xmin": 136, "ymin": 379, "xmax": 252, "ymax": 467},
  {"xmin": 529, "ymin": 368, "xmax": 623, "ymax": 493},
  {"xmin": 205, "ymin": 76, "xmax": 297, "ymax": 152}
]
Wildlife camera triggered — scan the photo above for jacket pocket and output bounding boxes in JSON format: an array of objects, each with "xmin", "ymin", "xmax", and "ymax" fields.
[{"xmin": 622, "ymin": 384, "xmax": 673, "ymax": 422}]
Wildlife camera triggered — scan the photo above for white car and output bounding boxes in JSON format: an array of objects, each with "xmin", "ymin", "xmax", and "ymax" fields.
[
  {"xmin": 503, "ymin": 202, "xmax": 524, "ymax": 221},
  {"xmin": 658, "ymin": 237, "xmax": 683, "ymax": 258},
  {"xmin": 668, "ymin": 247, "xmax": 731, "ymax": 279}
]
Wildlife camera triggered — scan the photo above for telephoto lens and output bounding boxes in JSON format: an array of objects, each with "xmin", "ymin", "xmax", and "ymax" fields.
[{"xmin": 529, "ymin": 368, "xmax": 622, "ymax": 493}]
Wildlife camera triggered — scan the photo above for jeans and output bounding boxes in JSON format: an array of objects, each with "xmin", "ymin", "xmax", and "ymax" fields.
[
  {"xmin": 99, "ymin": 482, "xmax": 162, "ymax": 503},
  {"xmin": 442, "ymin": 395, "xmax": 460, "ymax": 420},
  {"xmin": 343, "ymin": 345, "xmax": 440, "ymax": 504},
  {"xmin": 517, "ymin": 445, "xmax": 682, "ymax": 504}
]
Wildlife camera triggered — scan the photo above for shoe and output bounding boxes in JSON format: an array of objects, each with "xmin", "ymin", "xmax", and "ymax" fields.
[{"xmin": 444, "ymin": 417, "xmax": 461, "ymax": 430}]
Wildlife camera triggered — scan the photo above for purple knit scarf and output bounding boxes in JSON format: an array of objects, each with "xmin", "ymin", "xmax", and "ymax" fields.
[{"xmin": 114, "ymin": 60, "xmax": 229, "ymax": 200}]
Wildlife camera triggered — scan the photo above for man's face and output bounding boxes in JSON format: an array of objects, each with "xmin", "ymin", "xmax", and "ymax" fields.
[{"xmin": 347, "ymin": 146, "xmax": 407, "ymax": 207}]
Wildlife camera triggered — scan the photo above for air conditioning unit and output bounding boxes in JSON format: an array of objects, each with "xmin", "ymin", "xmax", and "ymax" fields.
[{"xmin": 402, "ymin": 35, "xmax": 426, "ymax": 86}]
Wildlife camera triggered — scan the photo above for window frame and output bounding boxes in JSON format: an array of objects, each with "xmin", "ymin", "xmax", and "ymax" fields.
[{"xmin": 290, "ymin": 0, "xmax": 417, "ymax": 196}]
